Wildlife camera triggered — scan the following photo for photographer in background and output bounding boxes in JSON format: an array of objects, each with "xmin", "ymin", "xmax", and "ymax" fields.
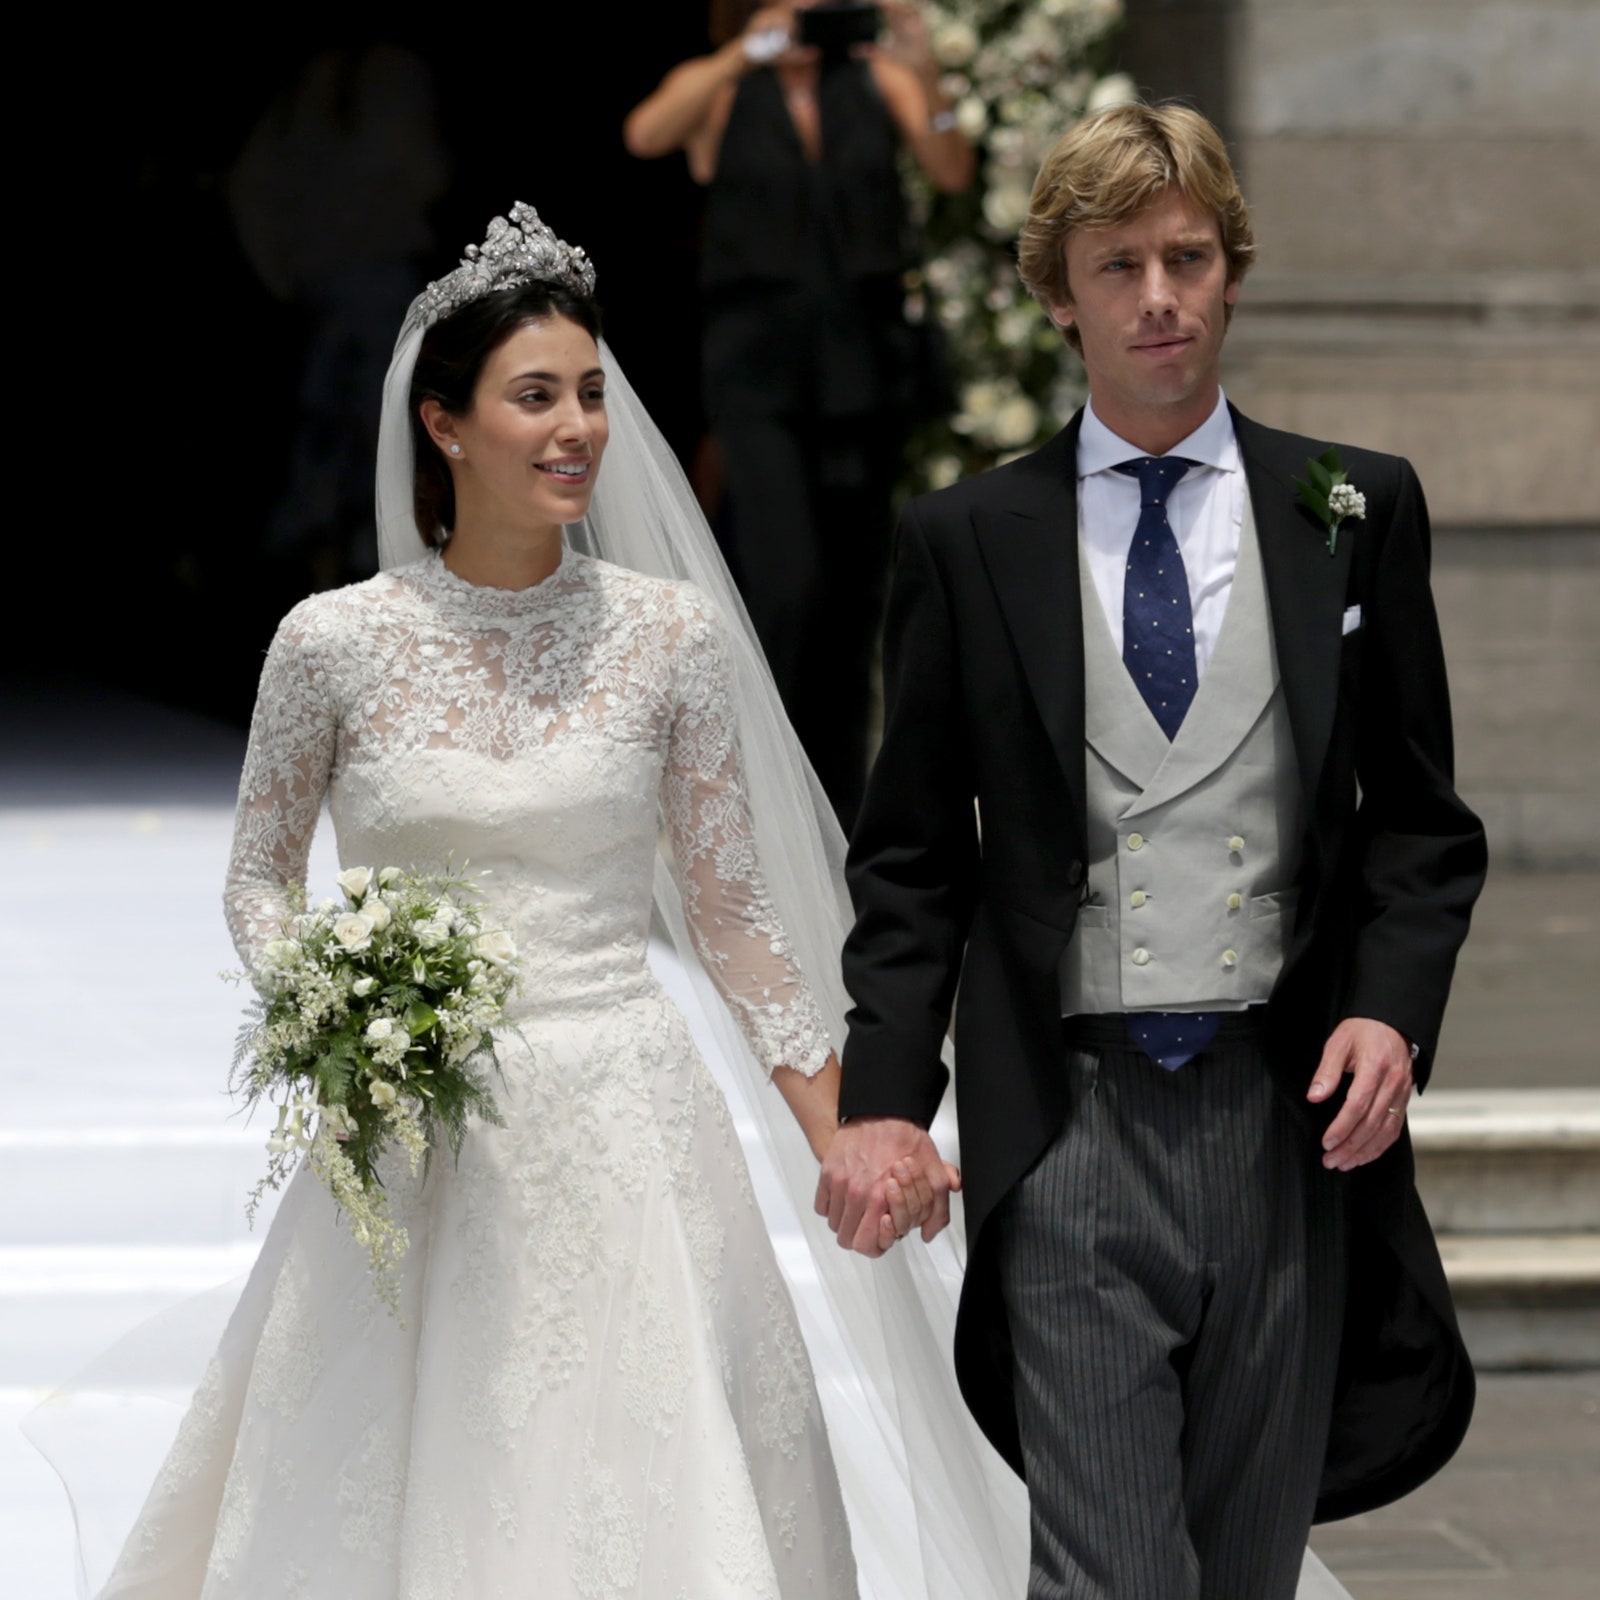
[{"xmin": 625, "ymin": 2, "xmax": 973, "ymax": 830}]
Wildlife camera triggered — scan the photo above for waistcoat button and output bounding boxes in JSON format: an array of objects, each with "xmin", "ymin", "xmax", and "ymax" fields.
[
  {"xmin": 1227, "ymin": 893, "xmax": 1242, "ymax": 911},
  {"xmin": 1227, "ymin": 835, "xmax": 1245, "ymax": 853},
  {"xmin": 1127, "ymin": 833, "xmax": 1145, "ymax": 852},
  {"xmin": 1221, "ymin": 949, "xmax": 1239, "ymax": 967},
  {"xmin": 1132, "ymin": 947, "xmax": 1151, "ymax": 966},
  {"xmin": 1130, "ymin": 890, "xmax": 1147, "ymax": 908}
]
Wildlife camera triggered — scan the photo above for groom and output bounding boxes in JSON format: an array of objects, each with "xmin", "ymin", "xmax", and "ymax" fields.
[{"xmin": 819, "ymin": 103, "xmax": 1487, "ymax": 1596}]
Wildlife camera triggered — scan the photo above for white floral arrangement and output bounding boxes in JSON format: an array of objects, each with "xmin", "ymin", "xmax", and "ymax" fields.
[
  {"xmin": 905, "ymin": 0, "xmax": 1129, "ymax": 490},
  {"xmin": 228, "ymin": 864, "xmax": 518, "ymax": 1310},
  {"xmin": 1293, "ymin": 447, "xmax": 1367, "ymax": 555}
]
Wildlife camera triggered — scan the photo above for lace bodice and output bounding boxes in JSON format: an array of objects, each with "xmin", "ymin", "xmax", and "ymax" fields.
[{"xmin": 224, "ymin": 546, "xmax": 831, "ymax": 1078}]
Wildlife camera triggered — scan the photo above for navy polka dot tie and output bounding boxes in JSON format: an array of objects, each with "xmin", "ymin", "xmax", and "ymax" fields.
[
  {"xmin": 1113, "ymin": 454, "xmax": 1218, "ymax": 1070},
  {"xmin": 1116, "ymin": 455, "xmax": 1199, "ymax": 740}
]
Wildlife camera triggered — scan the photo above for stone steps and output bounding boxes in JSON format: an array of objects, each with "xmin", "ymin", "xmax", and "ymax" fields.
[{"xmin": 1411, "ymin": 1090, "xmax": 1600, "ymax": 1369}]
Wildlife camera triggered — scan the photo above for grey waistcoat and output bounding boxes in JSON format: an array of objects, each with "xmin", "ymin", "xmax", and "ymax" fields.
[{"xmin": 1061, "ymin": 497, "xmax": 1305, "ymax": 1015}]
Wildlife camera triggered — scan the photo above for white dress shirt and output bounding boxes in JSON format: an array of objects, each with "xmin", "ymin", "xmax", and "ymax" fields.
[{"xmin": 1076, "ymin": 391, "xmax": 1244, "ymax": 680}]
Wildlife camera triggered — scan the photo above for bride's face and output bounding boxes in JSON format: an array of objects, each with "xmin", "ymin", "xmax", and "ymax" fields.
[{"xmin": 433, "ymin": 315, "xmax": 609, "ymax": 532}]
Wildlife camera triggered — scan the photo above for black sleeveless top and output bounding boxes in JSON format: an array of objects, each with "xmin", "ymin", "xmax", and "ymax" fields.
[{"xmin": 700, "ymin": 60, "xmax": 913, "ymax": 419}]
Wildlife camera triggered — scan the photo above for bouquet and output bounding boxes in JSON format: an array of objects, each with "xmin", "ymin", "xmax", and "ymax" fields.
[{"xmin": 228, "ymin": 864, "xmax": 518, "ymax": 1310}]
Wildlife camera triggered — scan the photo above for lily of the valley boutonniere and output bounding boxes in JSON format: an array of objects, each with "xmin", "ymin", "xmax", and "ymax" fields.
[{"xmin": 1293, "ymin": 448, "xmax": 1367, "ymax": 556}]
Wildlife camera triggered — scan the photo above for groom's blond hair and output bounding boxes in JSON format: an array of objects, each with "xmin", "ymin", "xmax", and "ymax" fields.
[{"xmin": 1018, "ymin": 102, "xmax": 1256, "ymax": 352}]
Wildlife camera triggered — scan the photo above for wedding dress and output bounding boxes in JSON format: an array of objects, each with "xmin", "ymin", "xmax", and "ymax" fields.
[{"xmin": 98, "ymin": 546, "xmax": 857, "ymax": 1598}]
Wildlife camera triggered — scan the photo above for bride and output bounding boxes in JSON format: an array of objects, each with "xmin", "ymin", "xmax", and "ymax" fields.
[{"xmin": 75, "ymin": 206, "xmax": 1351, "ymax": 1600}]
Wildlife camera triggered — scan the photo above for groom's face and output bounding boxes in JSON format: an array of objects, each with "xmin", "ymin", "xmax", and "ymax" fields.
[{"xmin": 1048, "ymin": 186, "xmax": 1240, "ymax": 427}]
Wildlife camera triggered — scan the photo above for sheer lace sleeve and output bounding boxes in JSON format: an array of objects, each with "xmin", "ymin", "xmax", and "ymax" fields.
[
  {"xmin": 223, "ymin": 602, "xmax": 339, "ymax": 977},
  {"xmin": 661, "ymin": 595, "xmax": 833, "ymax": 1079}
]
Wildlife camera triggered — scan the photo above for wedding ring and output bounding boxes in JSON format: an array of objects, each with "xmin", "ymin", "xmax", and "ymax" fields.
[{"xmin": 1386, "ymin": 1106, "xmax": 1403, "ymax": 1118}]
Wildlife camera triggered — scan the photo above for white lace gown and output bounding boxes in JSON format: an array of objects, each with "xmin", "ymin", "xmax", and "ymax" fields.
[{"xmin": 101, "ymin": 547, "xmax": 857, "ymax": 1600}]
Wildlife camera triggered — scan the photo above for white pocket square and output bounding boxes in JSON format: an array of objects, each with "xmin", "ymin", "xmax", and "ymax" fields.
[{"xmin": 1342, "ymin": 604, "xmax": 1362, "ymax": 636}]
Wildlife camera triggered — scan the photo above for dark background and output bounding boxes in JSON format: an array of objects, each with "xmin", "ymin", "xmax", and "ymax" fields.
[{"xmin": 31, "ymin": 7, "xmax": 716, "ymax": 725}]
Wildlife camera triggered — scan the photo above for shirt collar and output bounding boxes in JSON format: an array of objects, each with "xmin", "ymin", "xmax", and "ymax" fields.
[{"xmin": 1077, "ymin": 390, "xmax": 1239, "ymax": 479}]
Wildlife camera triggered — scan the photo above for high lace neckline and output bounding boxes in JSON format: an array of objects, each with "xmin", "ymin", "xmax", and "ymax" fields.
[{"xmin": 411, "ymin": 541, "xmax": 588, "ymax": 624}]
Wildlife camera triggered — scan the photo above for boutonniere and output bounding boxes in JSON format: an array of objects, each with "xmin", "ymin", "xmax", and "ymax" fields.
[{"xmin": 1293, "ymin": 447, "xmax": 1366, "ymax": 556}]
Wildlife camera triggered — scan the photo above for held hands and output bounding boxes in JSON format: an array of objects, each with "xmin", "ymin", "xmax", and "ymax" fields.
[
  {"xmin": 815, "ymin": 1116, "xmax": 961, "ymax": 1258},
  {"xmin": 1307, "ymin": 1017, "xmax": 1416, "ymax": 1171}
]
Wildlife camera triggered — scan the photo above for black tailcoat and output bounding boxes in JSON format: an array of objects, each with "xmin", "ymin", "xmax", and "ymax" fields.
[{"xmin": 839, "ymin": 407, "xmax": 1488, "ymax": 1519}]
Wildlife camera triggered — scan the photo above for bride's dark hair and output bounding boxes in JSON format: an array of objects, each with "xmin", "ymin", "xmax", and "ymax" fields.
[{"xmin": 410, "ymin": 282, "xmax": 603, "ymax": 546}]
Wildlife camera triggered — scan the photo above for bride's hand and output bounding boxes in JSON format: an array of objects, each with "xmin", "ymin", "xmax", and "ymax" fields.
[
  {"xmin": 809, "ymin": 1125, "xmax": 909, "ymax": 1251},
  {"xmin": 876, "ymin": 1158, "xmax": 929, "ymax": 1250}
]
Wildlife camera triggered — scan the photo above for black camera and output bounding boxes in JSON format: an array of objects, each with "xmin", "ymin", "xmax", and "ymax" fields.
[{"xmin": 798, "ymin": 3, "xmax": 882, "ymax": 57}]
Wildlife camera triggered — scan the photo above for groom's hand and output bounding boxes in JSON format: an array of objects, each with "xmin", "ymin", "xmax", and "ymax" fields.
[
  {"xmin": 815, "ymin": 1116, "xmax": 961, "ymax": 1257},
  {"xmin": 1308, "ymin": 1017, "xmax": 1415, "ymax": 1171}
]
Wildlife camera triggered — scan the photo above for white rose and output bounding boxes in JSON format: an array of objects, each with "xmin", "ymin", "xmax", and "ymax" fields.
[
  {"xmin": 1086, "ymin": 72, "xmax": 1138, "ymax": 114},
  {"xmin": 262, "ymin": 937, "xmax": 300, "ymax": 968},
  {"xmin": 369, "ymin": 1078, "xmax": 398, "ymax": 1109},
  {"xmin": 932, "ymin": 20, "xmax": 978, "ymax": 66},
  {"xmin": 925, "ymin": 455, "xmax": 963, "ymax": 491},
  {"xmin": 365, "ymin": 1017, "xmax": 396, "ymax": 1042},
  {"xmin": 474, "ymin": 930, "xmax": 518, "ymax": 968},
  {"xmin": 1017, "ymin": 12, "xmax": 1058, "ymax": 54},
  {"xmin": 377, "ymin": 866, "xmax": 401, "ymax": 887},
  {"xmin": 363, "ymin": 897, "xmax": 393, "ymax": 933},
  {"xmin": 991, "ymin": 394, "xmax": 1042, "ymax": 449},
  {"xmin": 332, "ymin": 912, "xmax": 376, "ymax": 953},
  {"xmin": 955, "ymin": 94, "xmax": 988, "ymax": 140},
  {"xmin": 336, "ymin": 867, "xmax": 372, "ymax": 901},
  {"xmin": 414, "ymin": 917, "xmax": 452, "ymax": 949},
  {"xmin": 997, "ymin": 305, "xmax": 1040, "ymax": 350},
  {"xmin": 351, "ymin": 975, "xmax": 378, "ymax": 997},
  {"xmin": 960, "ymin": 380, "xmax": 1002, "ymax": 423},
  {"xmin": 317, "ymin": 897, "xmax": 341, "ymax": 915},
  {"xmin": 982, "ymin": 179, "xmax": 1033, "ymax": 234}
]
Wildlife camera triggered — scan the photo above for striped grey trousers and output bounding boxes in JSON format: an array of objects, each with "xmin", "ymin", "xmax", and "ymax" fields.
[{"xmin": 994, "ymin": 1024, "xmax": 1346, "ymax": 1600}]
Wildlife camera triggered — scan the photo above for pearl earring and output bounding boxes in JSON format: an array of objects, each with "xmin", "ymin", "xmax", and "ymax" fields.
[{"xmin": 450, "ymin": 445, "xmax": 461, "ymax": 455}]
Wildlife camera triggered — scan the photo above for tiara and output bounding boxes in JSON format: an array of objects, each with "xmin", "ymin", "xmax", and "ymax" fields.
[{"xmin": 415, "ymin": 202, "xmax": 597, "ymax": 328}]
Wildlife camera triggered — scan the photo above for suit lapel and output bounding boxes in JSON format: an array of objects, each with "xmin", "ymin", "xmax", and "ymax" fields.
[
  {"xmin": 1079, "ymin": 544, "xmax": 1169, "ymax": 788},
  {"xmin": 971, "ymin": 420, "xmax": 1087, "ymax": 796},
  {"xmin": 1234, "ymin": 408, "xmax": 1352, "ymax": 810}
]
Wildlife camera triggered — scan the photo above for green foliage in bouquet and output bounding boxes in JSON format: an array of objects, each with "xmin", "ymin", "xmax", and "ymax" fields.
[
  {"xmin": 902, "ymin": 0, "xmax": 1129, "ymax": 493},
  {"xmin": 228, "ymin": 864, "xmax": 519, "ymax": 1312}
]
